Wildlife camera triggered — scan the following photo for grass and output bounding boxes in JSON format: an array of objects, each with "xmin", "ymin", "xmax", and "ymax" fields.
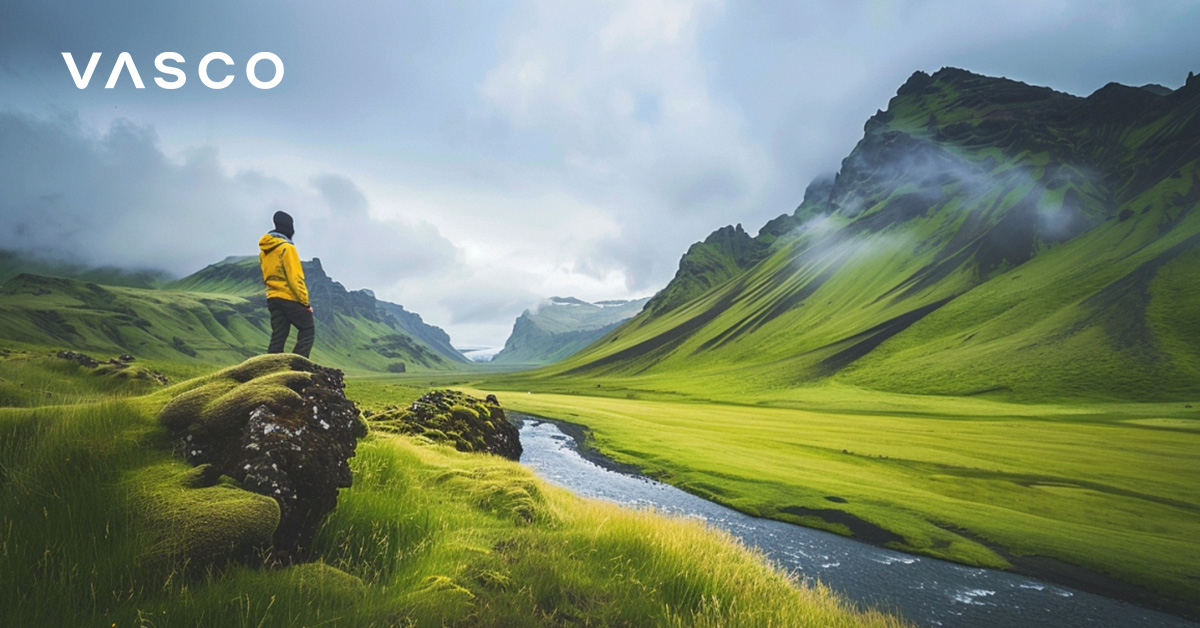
[
  {"xmin": 0, "ymin": 343, "xmax": 214, "ymax": 407},
  {"xmin": 0, "ymin": 354, "xmax": 907, "ymax": 628},
  {"xmin": 459, "ymin": 383, "xmax": 1200, "ymax": 610}
]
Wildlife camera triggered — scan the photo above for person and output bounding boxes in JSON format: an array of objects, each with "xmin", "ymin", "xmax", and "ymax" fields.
[{"xmin": 259, "ymin": 211, "xmax": 315, "ymax": 358}]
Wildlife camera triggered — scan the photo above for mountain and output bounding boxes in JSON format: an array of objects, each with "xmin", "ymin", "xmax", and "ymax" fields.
[
  {"xmin": 0, "ymin": 255, "xmax": 469, "ymax": 371},
  {"xmin": 170, "ymin": 256, "xmax": 467, "ymax": 365},
  {"xmin": 0, "ymin": 249, "xmax": 171, "ymax": 289},
  {"xmin": 530, "ymin": 68, "xmax": 1200, "ymax": 400},
  {"xmin": 491, "ymin": 296, "xmax": 650, "ymax": 365}
]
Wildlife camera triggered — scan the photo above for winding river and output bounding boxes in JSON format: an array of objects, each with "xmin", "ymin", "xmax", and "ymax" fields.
[{"xmin": 514, "ymin": 414, "xmax": 1197, "ymax": 628}]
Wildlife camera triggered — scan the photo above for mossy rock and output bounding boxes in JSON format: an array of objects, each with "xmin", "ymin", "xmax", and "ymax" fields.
[
  {"xmin": 369, "ymin": 390, "xmax": 522, "ymax": 460},
  {"xmin": 157, "ymin": 355, "xmax": 366, "ymax": 555}
]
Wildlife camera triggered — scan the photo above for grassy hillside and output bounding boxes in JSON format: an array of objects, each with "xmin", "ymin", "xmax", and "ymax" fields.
[
  {"xmin": 0, "ymin": 272, "xmax": 460, "ymax": 373},
  {"xmin": 0, "ymin": 353, "xmax": 906, "ymax": 628},
  {"xmin": 514, "ymin": 68, "xmax": 1200, "ymax": 401},
  {"xmin": 163, "ymin": 255, "xmax": 264, "ymax": 296},
  {"xmin": 492, "ymin": 296, "xmax": 650, "ymax": 365},
  {"xmin": 0, "ymin": 255, "xmax": 469, "ymax": 373}
]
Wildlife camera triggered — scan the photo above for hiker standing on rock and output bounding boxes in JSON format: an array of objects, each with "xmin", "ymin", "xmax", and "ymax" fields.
[{"xmin": 259, "ymin": 211, "xmax": 315, "ymax": 358}]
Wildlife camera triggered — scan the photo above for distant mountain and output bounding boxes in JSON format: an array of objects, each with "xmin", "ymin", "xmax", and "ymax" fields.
[
  {"xmin": 492, "ymin": 296, "xmax": 650, "ymax": 365},
  {"xmin": 0, "ymin": 255, "xmax": 469, "ymax": 371},
  {"xmin": 0, "ymin": 249, "xmax": 171, "ymax": 289},
  {"xmin": 529, "ymin": 68, "xmax": 1200, "ymax": 400}
]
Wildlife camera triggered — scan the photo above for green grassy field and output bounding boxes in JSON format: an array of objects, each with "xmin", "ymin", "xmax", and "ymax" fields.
[
  {"xmin": 0, "ymin": 353, "xmax": 906, "ymax": 628},
  {"xmin": 461, "ymin": 382, "xmax": 1200, "ymax": 611}
]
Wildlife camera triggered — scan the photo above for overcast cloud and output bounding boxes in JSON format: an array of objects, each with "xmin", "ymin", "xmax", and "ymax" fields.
[{"xmin": 1, "ymin": 0, "xmax": 1198, "ymax": 348}]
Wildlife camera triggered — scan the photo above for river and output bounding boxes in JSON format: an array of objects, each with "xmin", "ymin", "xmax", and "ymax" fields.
[{"xmin": 514, "ymin": 414, "xmax": 1197, "ymax": 628}]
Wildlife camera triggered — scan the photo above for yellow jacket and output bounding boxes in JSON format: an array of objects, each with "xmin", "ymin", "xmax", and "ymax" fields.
[{"xmin": 259, "ymin": 232, "xmax": 309, "ymax": 306}]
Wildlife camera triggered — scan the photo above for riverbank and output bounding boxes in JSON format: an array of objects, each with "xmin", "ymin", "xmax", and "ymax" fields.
[
  {"xmin": 516, "ymin": 417, "xmax": 1198, "ymax": 628},
  {"xmin": 477, "ymin": 387, "xmax": 1200, "ymax": 621}
]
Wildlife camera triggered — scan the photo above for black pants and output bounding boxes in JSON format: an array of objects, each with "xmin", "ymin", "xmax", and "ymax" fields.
[{"xmin": 267, "ymin": 298, "xmax": 315, "ymax": 358}]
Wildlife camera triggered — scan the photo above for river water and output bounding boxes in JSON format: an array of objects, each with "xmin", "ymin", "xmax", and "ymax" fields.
[{"xmin": 514, "ymin": 414, "xmax": 1197, "ymax": 628}]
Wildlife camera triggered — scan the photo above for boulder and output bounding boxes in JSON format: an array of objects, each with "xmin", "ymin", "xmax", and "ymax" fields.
[
  {"xmin": 158, "ymin": 354, "xmax": 366, "ymax": 555},
  {"xmin": 369, "ymin": 389, "xmax": 521, "ymax": 461}
]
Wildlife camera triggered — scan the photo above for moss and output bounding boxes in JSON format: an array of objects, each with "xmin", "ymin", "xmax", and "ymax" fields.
[
  {"xmin": 123, "ymin": 461, "xmax": 280, "ymax": 572},
  {"xmin": 200, "ymin": 374, "xmax": 310, "ymax": 434},
  {"xmin": 369, "ymin": 389, "xmax": 522, "ymax": 460},
  {"xmin": 224, "ymin": 354, "xmax": 315, "ymax": 383},
  {"xmin": 159, "ymin": 382, "xmax": 224, "ymax": 431},
  {"xmin": 159, "ymin": 354, "xmax": 315, "ymax": 402},
  {"xmin": 159, "ymin": 362, "xmax": 312, "ymax": 435}
]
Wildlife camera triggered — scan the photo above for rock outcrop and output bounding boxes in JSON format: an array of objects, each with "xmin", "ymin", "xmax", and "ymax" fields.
[
  {"xmin": 56, "ymin": 350, "xmax": 169, "ymax": 385},
  {"xmin": 369, "ymin": 390, "xmax": 521, "ymax": 461},
  {"xmin": 159, "ymin": 354, "xmax": 366, "ymax": 556}
]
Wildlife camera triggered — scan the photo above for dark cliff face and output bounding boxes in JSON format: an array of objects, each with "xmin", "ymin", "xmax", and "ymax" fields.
[
  {"xmin": 643, "ymin": 223, "xmax": 768, "ymax": 318},
  {"xmin": 375, "ymin": 300, "xmax": 462, "ymax": 362},
  {"xmin": 302, "ymin": 259, "xmax": 383, "ymax": 325},
  {"xmin": 296, "ymin": 259, "xmax": 465, "ymax": 362}
]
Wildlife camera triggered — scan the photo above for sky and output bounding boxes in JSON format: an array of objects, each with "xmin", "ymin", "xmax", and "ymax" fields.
[{"xmin": 1, "ymin": 0, "xmax": 1198, "ymax": 349}]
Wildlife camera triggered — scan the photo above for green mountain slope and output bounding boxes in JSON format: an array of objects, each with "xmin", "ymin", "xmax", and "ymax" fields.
[
  {"xmin": 169, "ymin": 256, "xmax": 468, "ymax": 365},
  {"xmin": 492, "ymin": 296, "xmax": 650, "ymax": 365},
  {"xmin": 531, "ymin": 68, "xmax": 1200, "ymax": 401},
  {"xmin": 163, "ymin": 255, "xmax": 264, "ymax": 296},
  {"xmin": 0, "ymin": 257, "xmax": 468, "ymax": 372}
]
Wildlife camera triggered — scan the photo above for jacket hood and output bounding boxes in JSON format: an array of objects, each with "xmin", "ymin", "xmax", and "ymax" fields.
[{"xmin": 259, "ymin": 232, "xmax": 292, "ymax": 254}]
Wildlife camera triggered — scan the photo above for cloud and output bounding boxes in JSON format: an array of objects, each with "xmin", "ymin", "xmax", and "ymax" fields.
[
  {"xmin": 310, "ymin": 173, "xmax": 369, "ymax": 217},
  {"xmin": 0, "ymin": 110, "xmax": 461, "ymax": 297},
  {"xmin": 479, "ymin": 0, "xmax": 773, "ymax": 289}
]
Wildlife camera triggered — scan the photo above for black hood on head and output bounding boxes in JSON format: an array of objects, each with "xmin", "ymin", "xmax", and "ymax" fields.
[{"xmin": 273, "ymin": 211, "xmax": 295, "ymax": 239}]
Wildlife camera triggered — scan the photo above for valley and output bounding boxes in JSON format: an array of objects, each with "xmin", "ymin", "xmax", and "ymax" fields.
[{"xmin": 2, "ymin": 66, "xmax": 1198, "ymax": 626}]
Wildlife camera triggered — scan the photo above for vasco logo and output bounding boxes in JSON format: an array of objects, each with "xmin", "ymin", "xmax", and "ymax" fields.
[{"xmin": 61, "ymin": 52, "xmax": 284, "ymax": 90}]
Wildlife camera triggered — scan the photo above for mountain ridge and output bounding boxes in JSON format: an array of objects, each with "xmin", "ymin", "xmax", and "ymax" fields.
[{"xmin": 521, "ymin": 67, "xmax": 1200, "ymax": 400}]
